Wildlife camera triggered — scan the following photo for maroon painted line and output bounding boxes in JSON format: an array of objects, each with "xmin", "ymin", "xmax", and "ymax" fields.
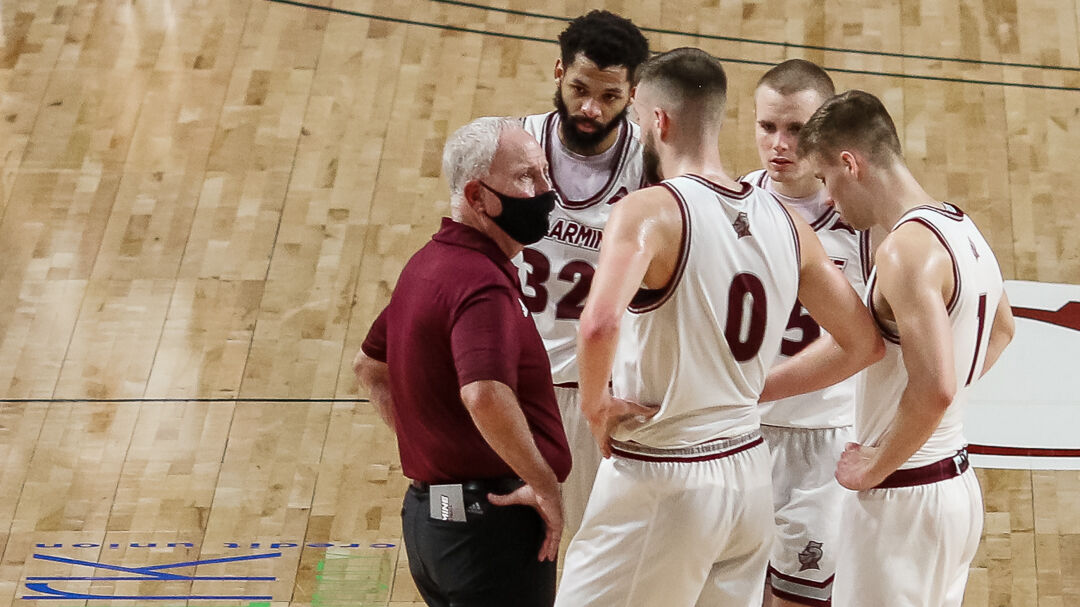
[
  {"xmin": 968, "ymin": 444, "xmax": 1080, "ymax": 457},
  {"xmin": 1011, "ymin": 301, "xmax": 1080, "ymax": 332}
]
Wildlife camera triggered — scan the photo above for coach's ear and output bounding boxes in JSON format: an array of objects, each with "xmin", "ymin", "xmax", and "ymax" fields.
[{"xmin": 463, "ymin": 180, "xmax": 486, "ymax": 213}]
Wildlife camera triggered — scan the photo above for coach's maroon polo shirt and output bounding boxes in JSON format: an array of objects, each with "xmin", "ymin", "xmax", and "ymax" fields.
[{"xmin": 362, "ymin": 218, "xmax": 571, "ymax": 484}]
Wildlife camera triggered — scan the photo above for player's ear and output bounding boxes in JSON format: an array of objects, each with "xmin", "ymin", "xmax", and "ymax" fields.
[
  {"xmin": 839, "ymin": 150, "xmax": 859, "ymax": 178},
  {"xmin": 627, "ymin": 84, "xmax": 637, "ymax": 102},
  {"xmin": 554, "ymin": 59, "xmax": 564, "ymax": 82},
  {"xmin": 654, "ymin": 108, "xmax": 669, "ymax": 139}
]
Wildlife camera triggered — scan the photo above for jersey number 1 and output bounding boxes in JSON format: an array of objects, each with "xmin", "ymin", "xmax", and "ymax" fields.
[{"xmin": 964, "ymin": 293, "xmax": 989, "ymax": 386}]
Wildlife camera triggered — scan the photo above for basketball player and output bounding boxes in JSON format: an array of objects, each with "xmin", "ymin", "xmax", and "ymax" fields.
[
  {"xmin": 554, "ymin": 48, "xmax": 884, "ymax": 607},
  {"xmin": 784, "ymin": 89, "xmax": 1015, "ymax": 606},
  {"xmin": 517, "ymin": 9, "xmax": 649, "ymax": 535},
  {"xmin": 740, "ymin": 59, "xmax": 868, "ymax": 607}
]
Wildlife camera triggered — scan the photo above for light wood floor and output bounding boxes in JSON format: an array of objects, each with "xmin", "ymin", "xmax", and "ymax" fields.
[{"xmin": 1, "ymin": 1, "xmax": 1078, "ymax": 605}]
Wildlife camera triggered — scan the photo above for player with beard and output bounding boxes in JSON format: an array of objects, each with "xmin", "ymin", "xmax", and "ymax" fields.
[{"xmin": 517, "ymin": 9, "xmax": 649, "ymax": 537}]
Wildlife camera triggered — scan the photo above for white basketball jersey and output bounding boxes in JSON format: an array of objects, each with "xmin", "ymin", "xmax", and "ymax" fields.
[
  {"xmin": 611, "ymin": 175, "xmax": 801, "ymax": 448},
  {"xmin": 516, "ymin": 111, "xmax": 645, "ymax": 385},
  {"xmin": 858, "ymin": 203, "xmax": 1004, "ymax": 468},
  {"xmin": 740, "ymin": 170, "xmax": 871, "ymax": 427}
]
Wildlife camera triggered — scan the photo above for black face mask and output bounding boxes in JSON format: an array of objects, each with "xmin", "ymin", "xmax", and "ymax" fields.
[{"xmin": 479, "ymin": 181, "xmax": 557, "ymax": 245}]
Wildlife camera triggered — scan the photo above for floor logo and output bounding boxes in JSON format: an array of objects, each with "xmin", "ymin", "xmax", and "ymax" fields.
[{"xmin": 22, "ymin": 552, "xmax": 281, "ymax": 600}]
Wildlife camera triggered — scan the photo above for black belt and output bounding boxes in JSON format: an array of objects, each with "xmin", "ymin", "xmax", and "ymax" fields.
[
  {"xmin": 875, "ymin": 448, "xmax": 970, "ymax": 489},
  {"xmin": 409, "ymin": 477, "xmax": 524, "ymax": 495}
]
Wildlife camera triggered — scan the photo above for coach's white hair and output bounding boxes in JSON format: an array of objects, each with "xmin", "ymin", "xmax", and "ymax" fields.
[{"xmin": 442, "ymin": 116, "xmax": 517, "ymax": 220}]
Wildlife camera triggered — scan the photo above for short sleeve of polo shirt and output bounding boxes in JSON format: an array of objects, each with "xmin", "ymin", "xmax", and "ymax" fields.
[
  {"xmin": 451, "ymin": 284, "xmax": 521, "ymax": 388},
  {"xmin": 360, "ymin": 306, "xmax": 389, "ymax": 363}
]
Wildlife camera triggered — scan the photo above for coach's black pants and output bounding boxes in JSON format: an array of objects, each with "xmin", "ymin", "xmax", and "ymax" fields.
[{"xmin": 401, "ymin": 483, "xmax": 556, "ymax": 607}]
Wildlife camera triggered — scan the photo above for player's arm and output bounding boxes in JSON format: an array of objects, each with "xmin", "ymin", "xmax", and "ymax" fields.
[
  {"xmin": 577, "ymin": 187, "xmax": 673, "ymax": 456},
  {"xmin": 837, "ymin": 226, "xmax": 957, "ymax": 490},
  {"xmin": 759, "ymin": 213, "xmax": 884, "ymax": 402},
  {"xmin": 980, "ymin": 289, "xmax": 1015, "ymax": 377}
]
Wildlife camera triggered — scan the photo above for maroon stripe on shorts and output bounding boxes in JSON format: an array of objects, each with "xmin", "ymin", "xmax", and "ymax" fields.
[
  {"xmin": 768, "ymin": 565, "xmax": 835, "ymax": 589},
  {"xmin": 610, "ymin": 436, "xmax": 763, "ymax": 463},
  {"xmin": 771, "ymin": 587, "xmax": 831, "ymax": 607}
]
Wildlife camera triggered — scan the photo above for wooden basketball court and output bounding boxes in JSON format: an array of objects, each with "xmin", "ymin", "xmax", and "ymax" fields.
[{"xmin": 1, "ymin": 1, "xmax": 1077, "ymax": 605}]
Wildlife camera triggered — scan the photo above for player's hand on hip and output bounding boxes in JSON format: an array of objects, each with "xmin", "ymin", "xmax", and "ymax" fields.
[
  {"xmin": 835, "ymin": 442, "xmax": 883, "ymax": 490},
  {"xmin": 487, "ymin": 483, "xmax": 563, "ymax": 562},
  {"xmin": 582, "ymin": 394, "xmax": 660, "ymax": 458}
]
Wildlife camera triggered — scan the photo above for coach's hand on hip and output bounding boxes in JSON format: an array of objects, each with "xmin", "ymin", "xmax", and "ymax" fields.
[
  {"xmin": 488, "ymin": 481, "xmax": 564, "ymax": 562},
  {"xmin": 582, "ymin": 393, "xmax": 660, "ymax": 458}
]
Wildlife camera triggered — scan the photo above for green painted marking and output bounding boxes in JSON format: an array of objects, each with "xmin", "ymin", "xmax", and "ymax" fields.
[{"xmin": 311, "ymin": 548, "xmax": 397, "ymax": 607}]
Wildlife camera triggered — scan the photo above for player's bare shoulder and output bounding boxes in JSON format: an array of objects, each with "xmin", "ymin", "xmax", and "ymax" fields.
[
  {"xmin": 606, "ymin": 183, "xmax": 681, "ymax": 237},
  {"xmin": 882, "ymin": 221, "xmax": 953, "ymax": 278},
  {"xmin": 873, "ymin": 221, "xmax": 956, "ymax": 315}
]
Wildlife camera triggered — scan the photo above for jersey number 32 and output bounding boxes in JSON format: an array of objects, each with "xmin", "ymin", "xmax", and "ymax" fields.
[{"xmin": 520, "ymin": 248, "xmax": 595, "ymax": 320}]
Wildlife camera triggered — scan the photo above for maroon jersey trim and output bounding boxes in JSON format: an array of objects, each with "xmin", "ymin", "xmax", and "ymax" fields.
[
  {"xmin": 896, "ymin": 217, "xmax": 961, "ymax": 314},
  {"xmin": 908, "ymin": 201, "xmax": 966, "ymax": 222},
  {"xmin": 628, "ymin": 183, "xmax": 691, "ymax": 313},
  {"xmin": 809, "ymin": 207, "xmax": 836, "ymax": 231},
  {"xmin": 735, "ymin": 169, "xmax": 769, "ymax": 188},
  {"xmin": 867, "ymin": 273, "xmax": 902, "ymax": 344},
  {"xmin": 859, "ymin": 230, "xmax": 873, "ymax": 283},
  {"xmin": 685, "ymin": 174, "xmax": 754, "ymax": 199}
]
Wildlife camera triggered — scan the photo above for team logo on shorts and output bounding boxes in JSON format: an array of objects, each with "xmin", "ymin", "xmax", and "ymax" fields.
[{"xmin": 797, "ymin": 541, "xmax": 823, "ymax": 571}]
